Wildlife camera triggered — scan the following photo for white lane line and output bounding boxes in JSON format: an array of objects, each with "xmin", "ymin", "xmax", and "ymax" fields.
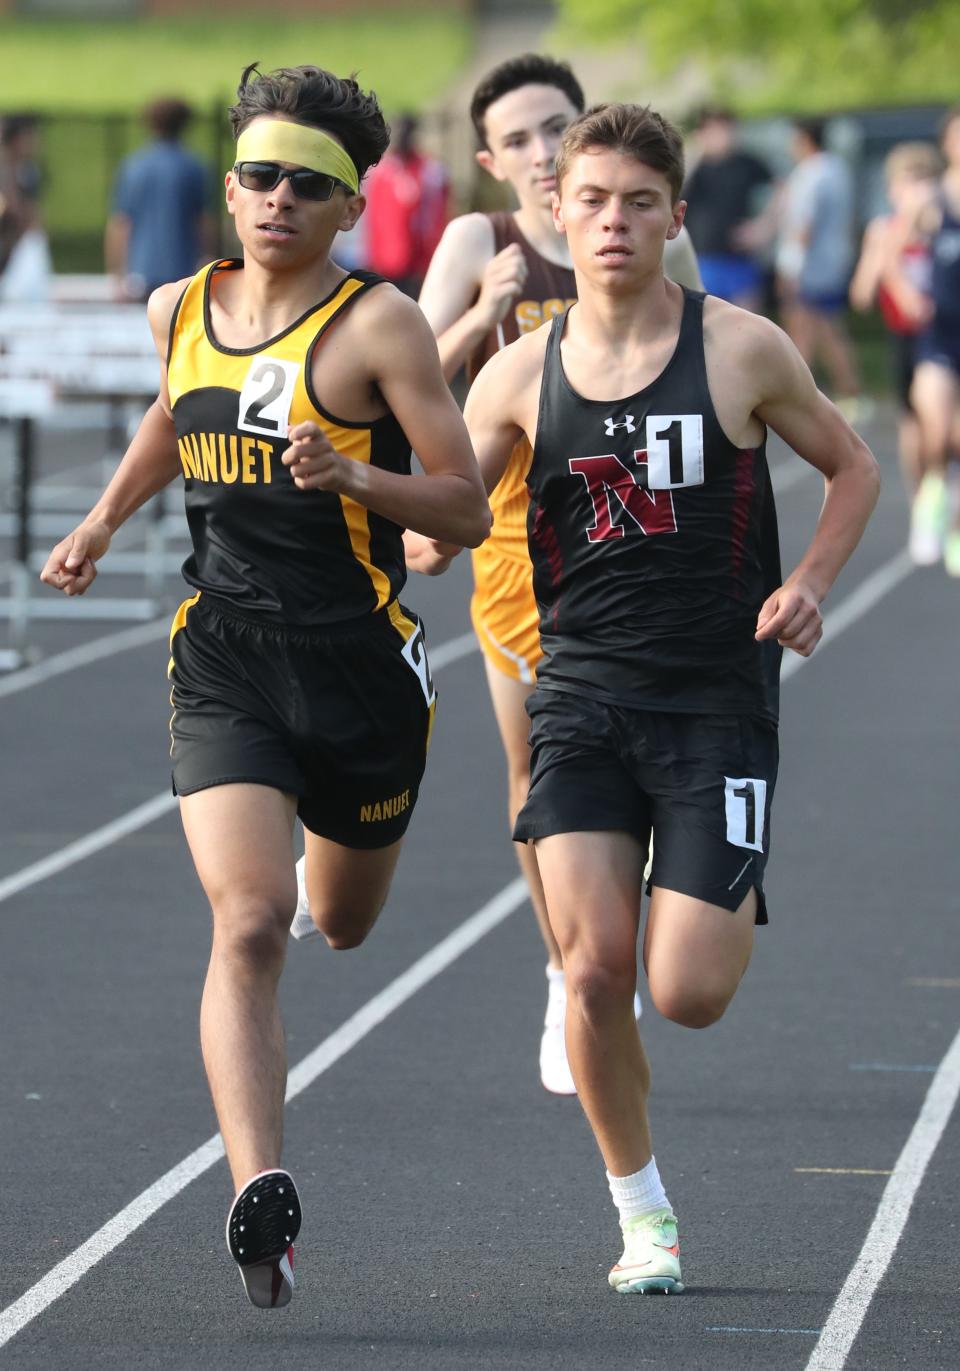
[
  {"xmin": 0, "ymin": 876, "xmax": 529, "ymax": 1351},
  {"xmin": 0, "ymin": 793, "xmax": 177, "ymax": 905},
  {"xmin": 0, "ymin": 547, "xmax": 912, "ymax": 908},
  {"xmin": 781, "ymin": 550, "xmax": 914, "ymax": 682},
  {"xmin": 427, "ymin": 630, "xmax": 478, "ymax": 671},
  {"xmin": 804, "ymin": 1023, "xmax": 960, "ymax": 1371},
  {"xmin": 0, "ymin": 617, "xmax": 168, "ymax": 700},
  {"xmin": 0, "ymin": 629, "xmax": 479, "ymax": 908},
  {"xmin": 0, "ymin": 612, "xmax": 478, "ymax": 702},
  {"xmin": 0, "ymin": 544, "xmax": 920, "ymax": 1343}
]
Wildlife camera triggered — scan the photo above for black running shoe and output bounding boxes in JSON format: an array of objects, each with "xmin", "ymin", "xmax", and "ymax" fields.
[{"xmin": 225, "ymin": 1169, "xmax": 302, "ymax": 1308}]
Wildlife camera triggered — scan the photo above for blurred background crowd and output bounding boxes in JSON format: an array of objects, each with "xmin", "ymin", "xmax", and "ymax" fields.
[{"xmin": 1, "ymin": 0, "xmax": 958, "ymax": 570}]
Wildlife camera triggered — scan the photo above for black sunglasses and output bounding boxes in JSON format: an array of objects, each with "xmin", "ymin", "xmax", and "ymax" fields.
[{"xmin": 233, "ymin": 161, "xmax": 350, "ymax": 202}]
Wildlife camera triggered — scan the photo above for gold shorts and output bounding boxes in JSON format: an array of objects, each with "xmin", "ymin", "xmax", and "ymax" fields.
[{"xmin": 470, "ymin": 545, "xmax": 541, "ymax": 685}]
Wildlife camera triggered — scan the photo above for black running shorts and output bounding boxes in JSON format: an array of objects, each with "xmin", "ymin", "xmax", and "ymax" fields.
[
  {"xmin": 513, "ymin": 688, "xmax": 778, "ymax": 924},
  {"xmin": 168, "ymin": 593, "xmax": 436, "ymax": 848}
]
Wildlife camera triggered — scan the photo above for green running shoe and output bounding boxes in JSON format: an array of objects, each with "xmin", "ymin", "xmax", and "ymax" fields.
[
  {"xmin": 608, "ymin": 1209, "xmax": 684, "ymax": 1295},
  {"xmin": 909, "ymin": 473, "xmax": 948, "ymax": 566},
  {"xmin": 944, "ymin": 529, "xmax": 960, "ymax": 578}
]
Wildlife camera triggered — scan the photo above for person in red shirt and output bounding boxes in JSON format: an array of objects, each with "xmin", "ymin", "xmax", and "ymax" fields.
[
  {"xmin": 364, "ymin": 113, "xmax": 450, "ymax": 297},
  {"xmin": 850, "ymin": 141, "xmax": 940, "ymax": 503}
]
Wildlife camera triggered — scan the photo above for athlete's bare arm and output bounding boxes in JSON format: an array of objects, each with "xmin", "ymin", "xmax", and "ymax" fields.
[
  {"xmin": 465, "ymin": 334, "xmax": 543, "ymax": 489},
  {"xmin": 285, "ymin": 287, "xmax": 491, "ymax": 547},
  {"xmin": 706, "ymin": 301, "xmax": 880, "ymax": 656},
  {"xmin": 405, "ymin": 331, "xmax": 545, "ymax": 576},
  {"xmin": 417, "ymin": 213, "xmax": 528, "ymax": 382},
  {"xmin": 39, "ymin": 279, "xmax": 187, "ymax": 596},
  {"xmin": 849, "ymin": 216, "xmax": 889, "ymax": 312}
]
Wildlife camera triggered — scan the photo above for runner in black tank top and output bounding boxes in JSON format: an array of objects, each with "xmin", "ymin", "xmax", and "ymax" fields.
[
  {"xmin": 413, "ymin": 60, "xmax": 705, "ymax": 1099},
  {"xmin": 463, "ymin": 102, "xmax": 879, "ymax": 1298},
  {"xmin": 529, "ymin": 288, "xmax": 781, "ymax": 723}
]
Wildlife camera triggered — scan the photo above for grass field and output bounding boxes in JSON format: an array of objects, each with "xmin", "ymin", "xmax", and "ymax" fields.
[{"xmin": 0, "ymin": 16, "xmax": 471, "ymax": 114}]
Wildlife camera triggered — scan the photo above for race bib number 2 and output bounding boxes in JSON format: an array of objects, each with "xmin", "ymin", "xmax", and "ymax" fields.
[
  {"xmin": 401, "ymin": 624, "xmax": 437, "ymax": 708},
  {"xmin": 237, "ymin": 356, "xmax": 300, "ymax": 437}
]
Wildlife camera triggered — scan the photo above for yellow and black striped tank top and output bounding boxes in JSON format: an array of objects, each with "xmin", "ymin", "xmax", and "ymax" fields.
[{"xmin": 166, "ymin": 259, "xmax": 411, "ymax": 625}]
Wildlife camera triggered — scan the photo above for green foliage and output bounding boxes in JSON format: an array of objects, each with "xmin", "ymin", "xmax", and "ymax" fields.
[
  {"xmin": 555, "ymin": 0, "xmax": 960, "ymax": 112},
  {"xmin": 0, "ymin": 15, "xmax": 469, "ymax": 114}
]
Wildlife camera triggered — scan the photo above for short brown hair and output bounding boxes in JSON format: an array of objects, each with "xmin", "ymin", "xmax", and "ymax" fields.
[
  {"xmin": 884, "ymin": 141, "xmax": 941, "ymax": 184},
  {"xmin": 555, "ymin": 104, "xmax": 685, "ymax": 203}
]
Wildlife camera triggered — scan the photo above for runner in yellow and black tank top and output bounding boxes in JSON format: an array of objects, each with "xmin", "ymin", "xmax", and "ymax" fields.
[
  {"xmin": 467, "ymin": 214, "xmax": 576, "ymax": 682},
  {"xmin": 166, "ymin": 259, "xmax": 438, "ymax": 847},
  {"xmin": 168, "ymin": 259, "xmax": 412, "ymax": 625}
]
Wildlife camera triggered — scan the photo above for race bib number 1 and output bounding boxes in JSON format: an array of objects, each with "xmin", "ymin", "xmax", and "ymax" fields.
[
  {"xmin": 644, "ymin": 414, "xmax": 704, "ymax": 489},
  {"xmin": 724, "ymin": 776, "xmax": 767, "ymax": 852}
]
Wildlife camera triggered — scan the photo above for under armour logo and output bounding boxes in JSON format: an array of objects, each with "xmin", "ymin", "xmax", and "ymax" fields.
[{"xmin": 604, "ymin": 415, "xmax": 636, "ymax": 436}]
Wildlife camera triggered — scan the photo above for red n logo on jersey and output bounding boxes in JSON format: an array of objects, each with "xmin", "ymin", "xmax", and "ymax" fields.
[{"xmin": 568, "ymin": 452, "xmax": 678, "ymax": 542}]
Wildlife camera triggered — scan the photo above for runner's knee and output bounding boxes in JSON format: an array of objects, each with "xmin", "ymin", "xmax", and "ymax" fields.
[
  {"xmin": 649, "ymin": 979, "xmax": 731, "ymax": 1029},
  {"xmin": 211, "ymin": 895, "xmax": 291, "ymax": 971},
  {"xmin": 312, "ymin": 898, "xmax": 384, "ymax": 951},
  {"xmin": 565, "ymin": 952, "xmax": 637, "ymax": 1024}
]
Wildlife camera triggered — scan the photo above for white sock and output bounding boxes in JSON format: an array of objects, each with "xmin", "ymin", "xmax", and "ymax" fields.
[
  {"xmin": 545, "ymin": 964, "xmax": 565, "ymax": 1024},
  {"xmin": 607, "ymin": 1157, "xmax": 670, "ymax": 1223}
]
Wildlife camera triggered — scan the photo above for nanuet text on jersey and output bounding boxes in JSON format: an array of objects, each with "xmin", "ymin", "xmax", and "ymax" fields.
[{"xmin": 178, "ymin": 433, "xmax": 275, "ymax": 484}]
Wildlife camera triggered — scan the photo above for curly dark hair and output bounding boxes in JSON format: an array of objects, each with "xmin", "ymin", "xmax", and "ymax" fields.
[
  {"xmin": 229, "ymin": 63, "xmax": 390, "ymax": 180},
  {"xmin": 470, "ymin": 54, "xmax": 584, "ymax": 149}
]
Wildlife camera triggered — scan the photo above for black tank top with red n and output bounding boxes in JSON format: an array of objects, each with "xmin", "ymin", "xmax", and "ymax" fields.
[{"xmin": 528, "ymin": 289, "xmax": 782, "ymax": 724}]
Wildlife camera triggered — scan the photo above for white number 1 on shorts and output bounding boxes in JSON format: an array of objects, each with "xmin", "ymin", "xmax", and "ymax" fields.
[{"xmin": 724, "ymin": 776, "xmax": 767, "ymax": 851}]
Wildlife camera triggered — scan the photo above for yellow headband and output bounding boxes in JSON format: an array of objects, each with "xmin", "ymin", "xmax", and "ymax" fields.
[{"xmin": 235, "ymin": 120, "xmax": 359, "ymax": 194}]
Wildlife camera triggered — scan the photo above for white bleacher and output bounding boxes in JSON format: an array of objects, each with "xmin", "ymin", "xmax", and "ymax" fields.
[{"xmin": 0, "ymin": 280, "xmax": 183, "ymax": 667}]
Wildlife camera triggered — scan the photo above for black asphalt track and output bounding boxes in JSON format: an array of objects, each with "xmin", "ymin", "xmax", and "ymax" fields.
[{"xmin": 1, "ymin": 411, "xmax": 958, "ymax": 1369}]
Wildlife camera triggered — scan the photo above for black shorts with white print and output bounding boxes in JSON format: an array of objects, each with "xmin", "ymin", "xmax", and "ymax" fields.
[{"xmin": 513, "ymin": 688, "xmax": 778, "ymax": 924}]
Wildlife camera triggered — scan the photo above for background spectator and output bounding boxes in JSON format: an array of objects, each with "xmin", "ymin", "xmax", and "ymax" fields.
[
  {"xmin": 775, "ymin": 117, "xmax": 860, "ymax": 411},
  {"xmin": 363, "ymin": 113, "xmax": 450, "ymax": 297},
  {"xmin": 892, "ymin": 106, "xmax": 960, "ymax": 571},
  {"xmin": 850, "ymin": 141, "xmax": 941, "ymax": 500},
  {"xmin": 105, "ymin": 96, "xmax": 213, "ymax": 301},
  {"xmin": 682, "ymin": 106, "xmax": 772, "ymax": 311},
  {"xmin": 0, "ymin": 113, "xmax": 52, "ymax": 303}
]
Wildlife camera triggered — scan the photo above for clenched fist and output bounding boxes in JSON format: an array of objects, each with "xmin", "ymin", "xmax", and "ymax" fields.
[
  {"xmin": 474, "ymin": 243, "xmax": 528, "ymax": 332},
  {"xmin": 283, "ymin": 422, "xmax": 349, "ymax": 492},
  {"xmin": 40, "ymin": 519, "xmax": 112, "ymax": 596}
]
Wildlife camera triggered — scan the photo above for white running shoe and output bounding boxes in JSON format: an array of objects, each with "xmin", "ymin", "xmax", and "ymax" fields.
[
  {"xmin": 289, "ymin": 855, "xmax": 319, "ymax": 941},
  {"xmin": 539, "ymin": 970, "xmax": 642, "ymax": 1096},
  {"xmin": 226, "ymin": 1169, "xmax": 302, "ymax": 1308},
  {"xmin": 608, "ymin": 1209, "xmax": 683, "ymax": 1295},
  {"xmin": 540, "ymin": 972, "xmax": 576, "ymax": 1095}
]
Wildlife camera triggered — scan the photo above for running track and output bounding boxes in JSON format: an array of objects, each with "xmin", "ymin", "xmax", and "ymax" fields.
[{"xmin": 0, "ymin": 411, "xmax": 957, "ymax": 1370}]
